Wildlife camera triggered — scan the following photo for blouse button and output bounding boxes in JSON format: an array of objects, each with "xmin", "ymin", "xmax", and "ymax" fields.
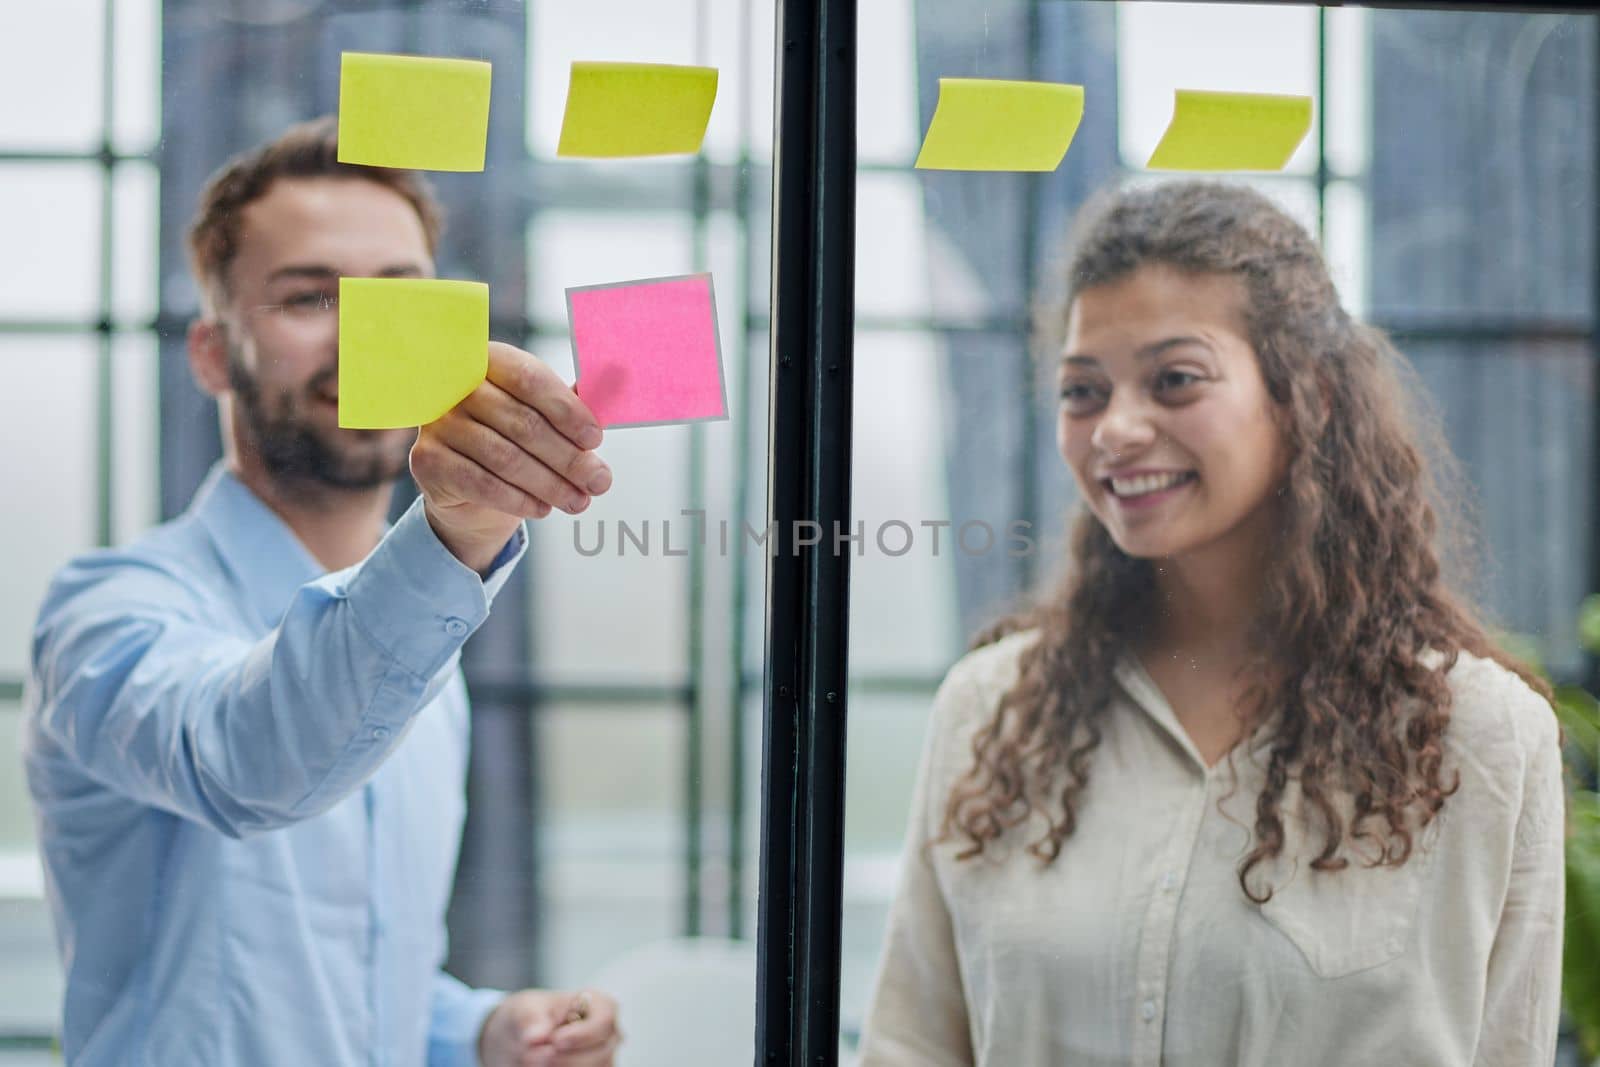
[
  {"xmin": 1162, "ymin": 871, "xmax": 1178, "ymax": 892},
  {"xmin": 1141, "ymin": 999, "xmax": 1157, "ymax": 1022}
]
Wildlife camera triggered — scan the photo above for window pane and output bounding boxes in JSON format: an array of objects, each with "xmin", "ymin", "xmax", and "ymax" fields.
[
  {"xmin": 856, "ymin": 172, "xmax": 935, "ymax": 320},
  {"xmin": 530, "ymin": 417, "xmax": 693, "ymax": 685},
  {"xmin": 1369, "ymin": 8, "xmax": 1594, "ymax": 322},
  {"xmin": 537, "ymin": 701, "xmax": 687, "ymax": 985},
  {"xmin": 0, "ymin": 163, "xmax": 103, "ymax": 321},
  {"xmin": 527, "ymin": 210, "xmax": 696, "ymax": 328},
  {"xmin": 1118, "ymin": 1, "xmax": 1319, "ymax": 174},
  {"xmin": 0, "ymin": 0, "xmax": 105, "ymax": 151},
  {"xmin": 526, "ymin": 0, "xmax": 698, "ymax": 160},
  {"xmin": 1325, "ymin": 178, "xmax": 1369, "ymax": 317},
  {"xmin": 1324, "ymin": 6, "xmax": 1371, "ymax": 177},
  {"xmin": 111, "ymin": 332, "xmax": 160, "ymax": 546},
  {"xmin": 856, "ymin": 0, "xmax": 920, "ymax": 166},
  {"xmin": 0, "ymin": 335, "xmax": 99, "ymax": 678},
  {"xmin": 1406, "ymin": 340, "xmax": 1594, "ymax": 679},
  {"xmin": 849, "ymin": 331, "xmax": 962, "ymax": 677},
  {"xmin": 112, "ymin": 0, "xmax": 162, "ymax": 156},
  {"xmin": 112, "ymin": 161, "xmax": 160, "ymax": 326}
]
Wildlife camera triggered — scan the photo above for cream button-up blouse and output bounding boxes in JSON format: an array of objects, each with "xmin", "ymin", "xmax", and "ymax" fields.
[{"xmin": 858, "ymin": 630, "xmax": 1566, "ymax": 1067}]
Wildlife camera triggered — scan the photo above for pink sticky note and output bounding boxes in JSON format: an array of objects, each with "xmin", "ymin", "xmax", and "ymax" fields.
[{"xmin": 566, "ymin": 272, "xmax": 729, "ymax": 429}]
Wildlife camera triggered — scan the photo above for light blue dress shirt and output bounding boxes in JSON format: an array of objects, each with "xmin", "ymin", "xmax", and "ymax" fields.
[{"xmin": 22, "ymin": 463, "xmax": 528, "ymax": 1066}]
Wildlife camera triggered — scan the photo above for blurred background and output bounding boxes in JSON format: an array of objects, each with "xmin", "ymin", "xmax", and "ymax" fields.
[{"xmin": 0, "ymin": 1, "xmax": 1593, "ymax": 1063}]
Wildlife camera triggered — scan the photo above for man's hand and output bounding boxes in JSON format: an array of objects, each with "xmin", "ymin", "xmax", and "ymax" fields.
[
  {"xmin": 478, "ymin": 988, "xmax": 621, "ymax": 1067},
  {"xmin": 412, "ymin": 342, "xmax": 614, "ymax": 573}
]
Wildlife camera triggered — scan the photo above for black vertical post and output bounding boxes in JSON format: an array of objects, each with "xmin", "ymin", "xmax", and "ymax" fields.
[{"xmin": 756, "ymin": 0, "xmax": 857, "ymax": 1062}]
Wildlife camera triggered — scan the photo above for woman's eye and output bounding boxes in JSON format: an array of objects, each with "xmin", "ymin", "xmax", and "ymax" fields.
[
  {"xmin": 1155, "ymin": 369, "xmax": 1200, "ymax": 391},
  {"xmin": 1058, "ymin": 383, "xmax": 1105, "ymax": 409}
]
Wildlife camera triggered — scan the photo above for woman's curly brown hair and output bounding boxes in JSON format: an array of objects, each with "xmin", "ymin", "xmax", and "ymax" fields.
[{"xmin": 941, "ymin": 179, "xmax": 1551, "ymax": 903}]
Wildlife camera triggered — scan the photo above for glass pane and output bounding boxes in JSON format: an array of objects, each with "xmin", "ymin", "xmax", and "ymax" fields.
[
  {"xmin": 111, "ymin": 332, "xmax": 160, "ymax": 546},
  {"xmin": 1405, "ymin": 340, "xmax": 1594, "ymax": 680},
  {"xmin": 12, "ymin": 1, "xmax": 777, "ymax": 1060},
  {"xmin": 848, "ymin": 4, "xmax": 1593, "ymax": 1065},
  {"xmin": 538, "ymin": 701, "xmax": 687, "ymax": 985},
  {"xmin": 0, "ymin": 1, "xmax": 105, "ymax": 152},
  {"xmin": 112, "ymin": 0, "xmax": 162, "ymax": 156},
  {"xmin": 112, "ymin": 161, "xmax": 160, "ymax": 326},
  {"xmin": 529, "ymin": 417, "xmax": 693, "ymax": 685},
  {"xmin": 526, "ymin": 0, "xmax": 698, "ymax": 159},
  {"xmin": 0, "ymin": 335, "xmax": 99, "ymax": 678},
  {"xmin": 0, "ymin": 710, "xmax": 59, "ymax": 1039},
  {"xmin": 0, "ymin": 163, "xmax": 103, "ymax": 321},
  {"xmin": 856, "ymin": 0, "xmax": 920, "ymax": 166},
  {"xmin": 0, "ymin": 703, "xmax": 39, "ymax": 853},
  {"xmin": 1118, "ymin": 1, "xmax": 1319, "ymax": 174},
  {"xmin": 1324, "ymin": 6, "xmax": 1371, "ymax": 177},
  {"xmin": 1369, "ymin": 8, "xmax": 1594, "ymax": 322},
  {"xmin": 527, "ymin": 210, "xmax": 696, "ymax": 328}
]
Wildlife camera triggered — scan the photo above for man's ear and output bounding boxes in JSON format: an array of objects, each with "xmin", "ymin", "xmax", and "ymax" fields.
[{"xmin": 188, "ymin": 318, "xmax": 230, "ymax": 398}]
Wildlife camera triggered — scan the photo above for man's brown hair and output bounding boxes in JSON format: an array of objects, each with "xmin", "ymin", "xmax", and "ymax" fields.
[{"xmin": 185, "ymin": 114, "xmax": 445, "ymax": 313}]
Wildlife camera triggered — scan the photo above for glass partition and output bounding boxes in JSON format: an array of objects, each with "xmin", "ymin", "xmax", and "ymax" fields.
[
  {"xmin": 843, "ymin": 3, "xmax": 1594, "ymax": 1064},
  {"xmin": 0, "ymin": 1, "xmax": 773, "ymax": 1061}
]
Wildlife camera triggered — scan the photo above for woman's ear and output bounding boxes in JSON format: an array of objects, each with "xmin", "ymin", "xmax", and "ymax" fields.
[{"xmin": 187, "ymin": 318, "xmax": 230, "ymax": 398}]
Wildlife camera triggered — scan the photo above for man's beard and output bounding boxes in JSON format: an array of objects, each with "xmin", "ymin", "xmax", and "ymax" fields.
[{"xmin": 226, "ymin": 342, "xmax": 413, "ymax": 492}]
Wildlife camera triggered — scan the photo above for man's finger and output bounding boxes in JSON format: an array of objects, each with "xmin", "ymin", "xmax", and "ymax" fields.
[
  {"xmin": 550, "ymin": 1016, "xmax": 614, "ymax": 1053},
  {"xmin": 549, "ymin": 1033, "xmax": 622, "ymax": 1067},
  {"xmin": 485, "ymin": 342, "xmax": 603, "ymax": 451},
  {"xmin": 431, "ymin": 413, "xmax": 591, "ymax": 515},
  {"xmin": 462, "ymin": 379, "xmax": 611, "ymax": 498},
  {"xmin": 418, "ymin": 443, "xmax": 553, "ymax": 520}
]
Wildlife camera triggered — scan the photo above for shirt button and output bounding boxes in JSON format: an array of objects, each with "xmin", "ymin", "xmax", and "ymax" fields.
[
  {"xmin": 444, "ymin": 617, "xmax": 469, "ymax": 637},
  {"xmin": 1141, "ymin": 999, "xmax": 1157, "ymax": 1022},
  {"xmin": 370, "ymin": 725, "xmax": 391, "ymax": 741},
  {"xmin": 1162, "ymin": 871, "xmax": 1178, "ymax": 891}
]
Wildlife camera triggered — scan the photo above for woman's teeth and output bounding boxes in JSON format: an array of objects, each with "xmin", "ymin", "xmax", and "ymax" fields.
[{"xmin": 1109, "ymin": 471, "xmax": 1193, "ymax": 498}]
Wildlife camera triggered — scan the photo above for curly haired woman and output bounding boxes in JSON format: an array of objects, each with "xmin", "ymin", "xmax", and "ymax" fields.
[{"xmin": 857, "ymin": 181, "xmax": 1566, "ymax": 1067}]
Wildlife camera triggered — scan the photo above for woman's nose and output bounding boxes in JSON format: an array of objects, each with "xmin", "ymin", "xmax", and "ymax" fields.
[{"xmin": 1090, "ymin": 397, "xmax": 1156, "ymax": 459}]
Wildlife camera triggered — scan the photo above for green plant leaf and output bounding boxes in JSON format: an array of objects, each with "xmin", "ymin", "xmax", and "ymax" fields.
[
  {"xmin": 1496, "ymin": 630, "xmax": 1546, "ymax": 677},
  {"xmin": 1555, "ymin": 686, "xmax": 1600, "ymax": 775},
  {"xmin": 1579, "ymin": 595, "xmax": 1600, "ymax": 655},
  {"xmin": 1567, "ymin": 792, "xmax": 1600, "ymax": 1058}
]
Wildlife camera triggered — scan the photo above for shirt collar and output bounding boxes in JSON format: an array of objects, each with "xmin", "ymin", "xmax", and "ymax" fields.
[
  {"xmin": 187, "ymin": 462, "xmax": 327, "ymax": 627},
  {"xmin": 1113, "ymin": 652, "xmax": 1278, "ymax": 775}
]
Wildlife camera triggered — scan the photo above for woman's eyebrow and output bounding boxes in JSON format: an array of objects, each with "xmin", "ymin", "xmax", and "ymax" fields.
[
  {"xmin": 1137, "ymin": 336, "xmax": 1212, "ymax": 360},
  {"xmin": 1061, "ymin": 336, "xmax": 1210, "ymax": 368}
]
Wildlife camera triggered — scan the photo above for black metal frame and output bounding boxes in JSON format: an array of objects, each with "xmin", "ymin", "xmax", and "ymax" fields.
[{"xmin": 757, "ymin": 0, "xmax": 858, "ymax": 1063}]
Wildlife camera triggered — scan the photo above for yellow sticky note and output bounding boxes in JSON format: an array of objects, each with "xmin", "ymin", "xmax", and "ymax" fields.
[
  {"xmin": 914, "ymin": 78, "xmax": 1084, "ymax": 172},
  {"xmin": 556, "ymin": 61, "xmax": 719, "ymax": 158},
  {"xmin": 338, "ymin": 278, "xmax": 488, "ymax": 429},
  {"xmin": 338, "ymin": 52, "xmax": 492, "ymax": 172},
  {"xmin": 1146, "ymin": 90, "xmax": 1312, "ymax": 172}
]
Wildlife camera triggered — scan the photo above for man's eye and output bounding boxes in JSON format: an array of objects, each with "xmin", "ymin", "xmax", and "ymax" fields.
[{"xmin": 285, "ymin": 291, "xmax": 335, "ymax": 311}]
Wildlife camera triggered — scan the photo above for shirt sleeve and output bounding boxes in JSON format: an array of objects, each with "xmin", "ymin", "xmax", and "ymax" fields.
[
  {"xmin": 27, "ymin": 496, "xmax": 529, "ymax": 839},
  {"xmin": 856, "ymin": 668, "xmax": 977, "ymax": 1067},
  {"xmin": 428, "ymin": 971, "xmax": 506, "ymax": 1067},
  {"xmin": 1472, "ymin": 695, "xmax": 1566, "ymax": 1067}
]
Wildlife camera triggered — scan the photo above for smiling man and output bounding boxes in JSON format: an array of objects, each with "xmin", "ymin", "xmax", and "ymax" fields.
[{"xmin": 22, "ymin": 117, "xmax": 621, "ymax": 1067}]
